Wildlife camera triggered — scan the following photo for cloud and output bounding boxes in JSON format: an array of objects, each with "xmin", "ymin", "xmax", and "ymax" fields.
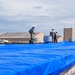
[
  {"xmin": 60, "ymin": 18, "xmax": 75, "ymax": 25},
  {"xmin": 0, "ymin": 0, "xmax": 75, "ymax": 35},
  {"xmin": 0, "ymin": 0, "xmax": 48, "ymax": 17},
  {"xmin": 34, "ymin": 6, "xmax": 42, "ymax": 9}
]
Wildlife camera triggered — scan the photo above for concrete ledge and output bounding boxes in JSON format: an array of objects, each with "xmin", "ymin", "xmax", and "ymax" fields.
[{"xmin": 60, "ymin": 64, "xmax": 75, "ymax": 75}]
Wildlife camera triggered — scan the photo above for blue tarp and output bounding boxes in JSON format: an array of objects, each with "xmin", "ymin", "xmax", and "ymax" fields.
[{"xmin": 0, "ymin": 41, "xmax": 75, "ymax": 75}]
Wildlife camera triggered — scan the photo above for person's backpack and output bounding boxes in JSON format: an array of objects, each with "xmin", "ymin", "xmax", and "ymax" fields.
[
  {"xmin": 29, "ymin": 29, "xmax": 33, "ymax": 34},
  {"xmin": 29, "ymin": 30, "xmax": 31, "ymax": 34},
  {"xmin": 50, "ymin": 32, "xmax": 53, "ymax": 36}
]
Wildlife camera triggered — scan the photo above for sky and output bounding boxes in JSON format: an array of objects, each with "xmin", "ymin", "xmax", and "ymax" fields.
[{"xmin": 0, "ymin": 0, "xmax": 75, "ymax": 35}]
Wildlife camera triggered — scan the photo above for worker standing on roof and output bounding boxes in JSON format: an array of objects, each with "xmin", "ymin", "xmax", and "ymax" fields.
[
  {"xmin": 50, "ymin": 29, "xmax": 55, "ymax": 43},
  {"xmin": 54, "ymin": 32, "xmax": 58, "ymax": 43},
  {"xmin": 29, "ymin": 25, "xmax": 36, "ymax": 44}
]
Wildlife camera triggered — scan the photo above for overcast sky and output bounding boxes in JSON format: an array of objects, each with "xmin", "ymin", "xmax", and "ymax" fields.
[{"xmin": 0, "ymin": 0, "xmax": 75, "ymax": 35}]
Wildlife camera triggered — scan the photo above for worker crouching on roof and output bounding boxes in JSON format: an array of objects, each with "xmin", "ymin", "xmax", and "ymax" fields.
[{"xmin": 29, "ymin": 25, "xmax": 36, "ymax": 44}]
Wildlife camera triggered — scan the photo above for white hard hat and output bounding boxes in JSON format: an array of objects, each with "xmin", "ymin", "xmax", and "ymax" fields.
[
  {"xmin": 33, "ymin": 25, "xmax": 36, "ymax": 28},
  {"xmin": 52, "ymin": 28, "xmax": 54, "ymax": 30}
]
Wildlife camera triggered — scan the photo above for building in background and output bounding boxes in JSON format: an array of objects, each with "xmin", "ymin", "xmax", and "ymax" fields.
[
  {"xmin": 64, "ymin": 28, "xmax": 74, "ymax": 41},
  {"xmin": 0, "ymin": 32, "xmax": 44, "ymax": 44}
]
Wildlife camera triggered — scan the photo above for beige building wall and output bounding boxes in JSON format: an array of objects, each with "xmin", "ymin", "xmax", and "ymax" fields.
[
  {"xmin": 35, "ymin": 32, "xmax": 44, "ymax": 43},
  {"xmin": 64, "ymin": 28, "xmax": 74, "ymax": 41},
  {"xmin": 57, "ymin": 36, "xmax": 63, "ymax": 42},
  {"xmin": 0, "ymin": 32, "xmax": 44, "ymax": 44}
]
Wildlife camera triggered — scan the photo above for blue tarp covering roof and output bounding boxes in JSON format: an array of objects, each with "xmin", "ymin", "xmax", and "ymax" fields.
[{"xmin": 0, "ymin": 41, "xmax": 75, "ymax": 75}]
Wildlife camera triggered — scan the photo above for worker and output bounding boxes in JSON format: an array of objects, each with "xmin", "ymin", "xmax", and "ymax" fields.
[
  {"xmin": 29, "ymin": 25, "xmax": 36, "ymax": 44},
  {"xmin": 54, "ymin": 32, "xmax": 58, "ymax": 43},
  {"xmin": 50, "ymin": 29, "xmax": 55, "ymax": 43}
]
